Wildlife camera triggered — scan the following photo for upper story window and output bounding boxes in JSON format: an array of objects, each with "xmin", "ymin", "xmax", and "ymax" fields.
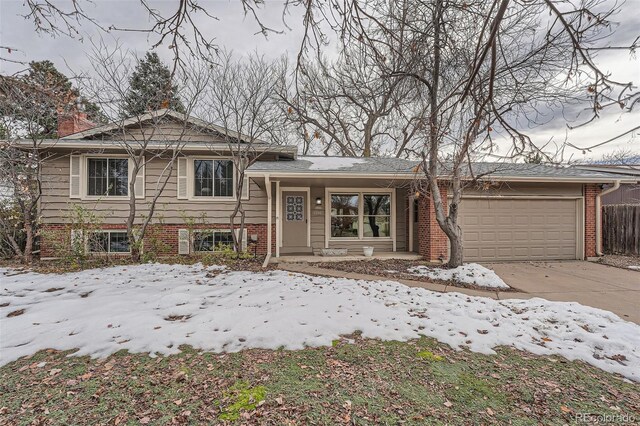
[
  {"xmin": 194, "ymin": 159, "xmax": 233, "ymax": 197},
  {"xmin": 87, "ymin": 158, "xmax": 128, "ymax": 196}
]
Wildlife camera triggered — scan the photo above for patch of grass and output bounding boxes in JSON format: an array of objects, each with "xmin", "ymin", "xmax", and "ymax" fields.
[
  {"xmin": 416, "ymin": 350, "xmax": 444, "ymax": 361},
  {"xmin": 1, "ymin": 337, "xmax": 638, "ymax": 425},
  {"xmin": 217, "ymin": 381, "xmax": 266, "ymax": 421}
]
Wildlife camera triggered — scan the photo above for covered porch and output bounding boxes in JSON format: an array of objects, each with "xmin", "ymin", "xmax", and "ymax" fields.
[{"xmin": 248, "ymin": 173, "xmax": 421, "ymax": 263}]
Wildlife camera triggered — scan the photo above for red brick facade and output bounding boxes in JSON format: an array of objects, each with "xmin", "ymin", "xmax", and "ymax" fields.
[
  {"xmin": 417, "ymin": 184, "xmax": 449, "ymax": 262},
  {"xmin": 40, "ymin": 223, "xmax": 276, "ymax": 258},
  {"xmin": 413, "ymin": 182, "xmax": 602, "ymax": 262},
  {"xmin": 584, "ymin": 183, "xmax": 601, "ymax": 258}
]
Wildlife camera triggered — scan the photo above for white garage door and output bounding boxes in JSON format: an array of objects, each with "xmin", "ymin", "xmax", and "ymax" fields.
[{"xmin": 458, "ymin": 198, "xmax": 578, "ymax": 261}]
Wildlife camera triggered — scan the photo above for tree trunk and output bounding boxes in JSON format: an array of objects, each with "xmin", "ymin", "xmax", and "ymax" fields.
[
  {"xmin": 23, "ymin": 221, "xmax": 33, "ymax": 264},
  {"xmin": 447, "ymin": 224, "xmax": 464, "ymax": 267},
  {"xmin": 131, "ymin": 246, "xmax": 141, "ymax": 262}
]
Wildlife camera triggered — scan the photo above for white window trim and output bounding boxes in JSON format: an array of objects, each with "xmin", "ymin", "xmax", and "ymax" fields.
[
  {"xmin": 191, "ymin": 228, "xmax": 235, "ymax": 252},
  {"xmin": 186, "ymin": 156, "xmax": 238, "ymax": 202},
  {"xmin": 86, "ymin": 230, "xmax": 131, "ymax": 254},
  {"xmin": 325, "ymin": 188, "xmax": 395, "ymax": 245},
  {"xmin": 81, "ymin": 153, "xmax": 131, "ymax": 201}
]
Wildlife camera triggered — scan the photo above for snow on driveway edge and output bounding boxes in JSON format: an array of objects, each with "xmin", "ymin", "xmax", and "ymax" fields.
[{"xmin": 408, "ymin": 263, "xmax": 510, "ymax": 289}]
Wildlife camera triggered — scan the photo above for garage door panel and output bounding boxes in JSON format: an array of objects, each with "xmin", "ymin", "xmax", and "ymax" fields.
[
  {"xmin": 481, "ymin": 216, "xmax": 496, "ymax": 226},
  {"xmin": 530, "ymin": 215, "xmax": 545, "ymax": 225},
  {"xmin": 459, "ymin": 198, "xmax": 578, "ymax": 261},
  {"xmin": 497, "ymin": 231, "xmax": 512, "ymax": 241},
  {"xmin": 514, "ymin": 215, "xmax": 529, "ymax": 225},
  {"xmin": 481, "ymin": 248, "xmax": 497, "ymax": 258}
]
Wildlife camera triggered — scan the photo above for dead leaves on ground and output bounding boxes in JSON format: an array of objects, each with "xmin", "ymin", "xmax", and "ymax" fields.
[{"xmin": 1, "ymin": 339, "xmax": 639, "ymax": 425}]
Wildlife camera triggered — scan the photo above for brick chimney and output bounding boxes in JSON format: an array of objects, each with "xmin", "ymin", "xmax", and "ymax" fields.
[{"xmin": 58, "ymin": 110, "xmax": 95, "ymax": 137}]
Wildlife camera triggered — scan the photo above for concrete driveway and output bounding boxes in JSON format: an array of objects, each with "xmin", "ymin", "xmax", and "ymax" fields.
[{"xmin": 487, "ymin": 261, "xmax": 640, "ymax": 324}]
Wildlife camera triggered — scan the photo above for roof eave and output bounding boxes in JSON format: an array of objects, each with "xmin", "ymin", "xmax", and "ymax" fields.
[
  {"xmin": 10, "ymin": 139, "xmax": 298, "ymax": 155},
  {"xmin": 246, "ymin": 171, "xmax": 637, "ymax": 183},
  {"xmin": 62, "ymin": 109, "xmax": 270, "ymax": 144}
]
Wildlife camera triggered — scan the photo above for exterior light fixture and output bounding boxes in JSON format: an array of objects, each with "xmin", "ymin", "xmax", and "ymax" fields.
[{"xmin": 316, "ymin": 197, "xmax": 322, "ymax": 205}]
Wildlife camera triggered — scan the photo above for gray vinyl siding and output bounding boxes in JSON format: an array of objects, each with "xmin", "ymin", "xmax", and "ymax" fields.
[
  {"xmin": 88, "ymin": 119, "xmax": 227, "ymax": 143},
  {"xmin": 41, "ymin": 154, "xmax": 270, "ymax": 225}
]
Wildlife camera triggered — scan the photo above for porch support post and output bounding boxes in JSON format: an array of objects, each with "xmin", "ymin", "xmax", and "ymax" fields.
[
  {"xmin": 275, "ymin": 180, "xmax": 281, "ymax": 257},
  {"xmin": 391, "ymin": 187, "xmax": 397, "ymax": 252},
  {"xmin": 408, "ymin": 194, "xmax": 414, "ymax": 252},
  {"xmin": 265, "ymin": 174, "xmax": 272, "ymax": 257}
]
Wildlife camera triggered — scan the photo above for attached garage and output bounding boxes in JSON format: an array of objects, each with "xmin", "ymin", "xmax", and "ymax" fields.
[{"xmin": 458, "ymin": 198, "xmax": 582, "ymax": 261}]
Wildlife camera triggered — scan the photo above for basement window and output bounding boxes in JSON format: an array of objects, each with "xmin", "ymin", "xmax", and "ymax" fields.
[
  {"xmin": 193, "ymin": 230, "xmax": 234, "ymax": 252},
  {"xmin": 88, "ymin": 231, "xmax": 130, "ymax": 253}
]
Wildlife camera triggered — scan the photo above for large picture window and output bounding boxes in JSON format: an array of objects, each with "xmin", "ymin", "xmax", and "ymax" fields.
[
  {"xmin": 87, "ymin": 158, "xmax": 128, "ymax": 196},
  {"xmin": 363, "ymin": 195, "xmax": 391, "ymax": 237},
  {"xmin": 193, "ymin": 230, "xmax": 234, "ymax": 252},
  {"xmin": 330, "ymin": 192, "xmax": 392, "ymax": 239},
  {"xmin": 194, "ymin": 159, "xmax": 233, "ymax": 197},
  {"xmin": 88, "ymin": 231, "xmax": 130, "ymax": 253},
  {"xmin": 331, "ymin": 194, "xmax": 359, "ymax": 238}
]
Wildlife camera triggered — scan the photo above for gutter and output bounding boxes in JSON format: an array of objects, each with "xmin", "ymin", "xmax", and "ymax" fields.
[
  {"xmin": 244, "ymin": 171, "xmax": 637, "ymax": 184},
  {"xmin": 595, "ymin": 180, "xmax": 621, "ymax": 256}
]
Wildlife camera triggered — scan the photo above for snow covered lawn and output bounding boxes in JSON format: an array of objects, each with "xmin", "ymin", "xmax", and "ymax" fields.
[
  {"xmin": 1, "ymin": 263, "xmax": 639, "ymax": 381},
  {"xmin": 408, "ymin": 263, "xmax": 510, "ymax": 289}
]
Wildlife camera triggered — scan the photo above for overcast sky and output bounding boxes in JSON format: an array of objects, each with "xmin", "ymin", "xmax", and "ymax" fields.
[{"xmin": 1, "ymin": 0, "xmax": 638, "ymax": 161}]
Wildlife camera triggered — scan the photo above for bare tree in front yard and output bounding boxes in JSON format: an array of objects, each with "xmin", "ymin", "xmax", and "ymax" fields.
[
  {"xmin": 282, "ymin": 42, "xmax": 419, "ymax": 157},
  {"xmin": 307, "ymin": 0, "xmax": 639, "ymax": 267},
  {"xmin": 196, "ymin": 52, "xmax": 290, "ymax": 253},
  {"xmin": 0, "ymin": 71, "xmax": 82, "ymax": 262},
  {"xmin": 76, "ymin": 42, "xmax": 210, "ymax": 262}
]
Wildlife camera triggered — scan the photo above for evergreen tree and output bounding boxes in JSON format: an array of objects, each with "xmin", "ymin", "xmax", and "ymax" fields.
[
  {"xmin": 11, "ymin": 60, "xmax": 105, "ymax": 136},
  {"xmin": 122, "ymin": 52, "xmax": 184, "ymax": 117}
]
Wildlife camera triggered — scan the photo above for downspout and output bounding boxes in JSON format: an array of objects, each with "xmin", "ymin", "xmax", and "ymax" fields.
[
  {"xmin": 262, "ymin": 174, "xmax": 272, "ymax": 268},
  {"xmin": 595, "ymin": 180, "xmax": 620, "ymax": 256}
]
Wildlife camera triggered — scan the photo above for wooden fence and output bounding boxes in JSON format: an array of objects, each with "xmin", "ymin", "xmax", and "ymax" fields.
[{"xmin": 602, "ymin": 205, "xmax": 640, "ymax": 255}]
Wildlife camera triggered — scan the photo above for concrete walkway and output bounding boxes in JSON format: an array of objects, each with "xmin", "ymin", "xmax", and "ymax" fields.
[{"xmin": 278, "ymin": 261, "xmax": 640, "ymax": 324}]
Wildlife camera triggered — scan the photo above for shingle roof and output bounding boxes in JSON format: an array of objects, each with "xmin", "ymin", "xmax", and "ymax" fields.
[
  {"xmin": 247, "ymin": 156, "xmax": 639, "ymax": 182},
  {"xmin": 61, "ymin": 109, "xmax": 269, "ymax": 144},
  {"xmin": 249, "ymin": 156, "xmax": 418, "ymax": 174}
]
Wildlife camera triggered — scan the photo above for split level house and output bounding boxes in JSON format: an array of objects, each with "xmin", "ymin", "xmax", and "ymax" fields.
[{"xmin": 22, "ymin": 109, "xmax": 639, "ymax": 263}]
